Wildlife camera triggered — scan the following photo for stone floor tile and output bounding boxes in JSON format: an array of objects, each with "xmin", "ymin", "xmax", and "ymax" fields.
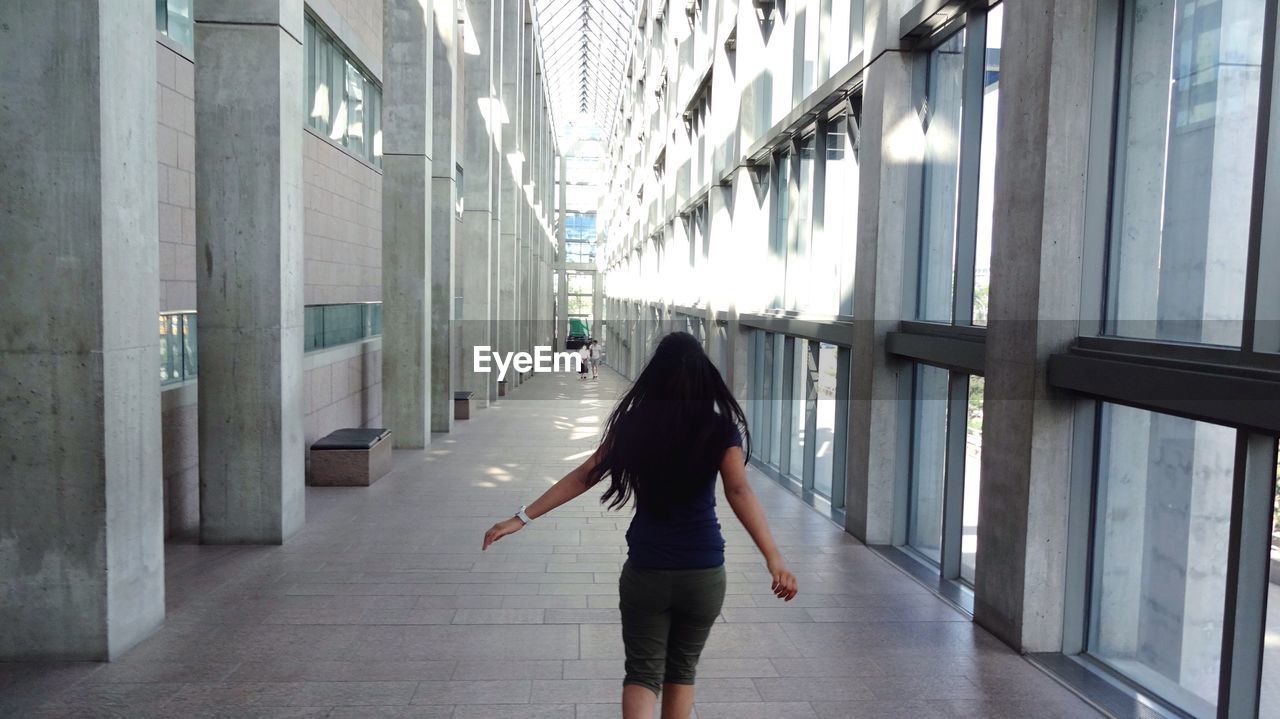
[
  {"xmin": 4, "ymin": 371, "xmax": 1098, "ymax": 717},
  {"xmin": 451, "ymin": 660, "xmax": 564, "ymax": 680},
  {"xmin": 692, "ymin": 702, "xmax": 819, "ymax": 719},
  {"xmin": 410, "ymin": 679, "xmax": 533, "ymax": 704}
]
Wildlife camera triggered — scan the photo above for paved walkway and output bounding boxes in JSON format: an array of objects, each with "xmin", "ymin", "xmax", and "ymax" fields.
[{"xmin": 2, "ymin": 368, "xmax": 1098, "ymax": 718}]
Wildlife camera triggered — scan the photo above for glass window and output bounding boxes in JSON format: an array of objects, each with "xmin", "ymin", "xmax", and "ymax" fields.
[
  {"xmin": 791, "ymin": 135, "xmax": 817, "ymax": 311},
  {"xmin": 960, "ymin": 375, "xmax": 984, "ymax": 584},
  {"xmin": 771, "ymin": 152, "xmax": 791, "ymax": 310},
  {"xmin": 304, "ymin": 15, "xmax": 384, "ymax": 167},
  {"xmin": 769, "ymin": 333, "xmax": 785, "ymax": 468},
  {"xmin": 788, "ymin": 338, "xmax": 809, "ymax": 480},
  {"xmin": 1088, "ymin": 404, "xmax": 1236, "ymax": 716},
  {"xmin": 813, "ymin": 342, "xmax": 840, "ymax": 499},
  {"xmin": 1104, "ymin": 0, "xmax": 1266, "ymax": 346},
  {"xmin": 822, "ymin": 118, "xmax": 859, "ymax": 315},
  {"xmin": 907, "ymin": 364, "xmax": 950, "ymax": 564},
  {"xmin": 157, "ymin": 0, "xmax": 193, "ymax": 51},
  {"xmin": 916, "ymin": 30, "xmax": 966, "ymax": 322},
  {"xmin": 971, "ymin": 4, "xmax": 1002, "ymax": 325}
]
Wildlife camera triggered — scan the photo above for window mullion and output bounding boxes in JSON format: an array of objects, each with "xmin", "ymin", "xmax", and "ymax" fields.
[
  {"xmin": 1244, "ymin": 1, "xmax": 1280, "ymax": 355},
  {"xmin": 951, "ymin": 10, "xmax": 988, "ymax": 327},
  {"xmin": 802, "ymin": 341, "xmax": 819, "ymax": 495},
  {"xmin": 939, "ymin": 371, "xmax": 967, "ymax": 581},
  {"xmin": 1216, "ymin": 433, "xmax": 1278, "ymax": 717},
  {"xmin": 830, "ymin": 346, "xmax": 851, "ymax": 510}
]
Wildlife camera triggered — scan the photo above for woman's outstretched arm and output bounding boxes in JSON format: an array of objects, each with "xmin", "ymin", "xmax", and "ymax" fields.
[
  {"xmin": 720, "ymin": 446, "xmax": 798, "ymax": 601},
  {"xmin": 481, "ymin": 449, "xmax": 601, "ymax": 550}
]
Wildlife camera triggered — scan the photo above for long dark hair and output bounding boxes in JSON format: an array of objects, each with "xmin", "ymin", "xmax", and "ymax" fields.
[{"xmin": 587, "ymin": 331, "xmax": 751, "ymax": 514}]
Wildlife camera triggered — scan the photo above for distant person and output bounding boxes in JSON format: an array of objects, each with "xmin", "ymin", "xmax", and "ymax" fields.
[
  {"xmin": 588, "ymin": 338, "xmax": 600, "ymax": 380},
  {"xmin": 578, "ymin": 341, "xmax": 590, "ymax": 380},
  {"xmin": 483, "ymin": 331, "xmax": 798, "ymax": 719}
]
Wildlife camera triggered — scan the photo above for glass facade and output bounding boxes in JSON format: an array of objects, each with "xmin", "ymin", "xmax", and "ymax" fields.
[
  {"xmin": 907, "ymin": 364, "xmax": 949, "ymax": 564},
  {"xmin": 915, "ymin": 4, "xmax": 1003, "ymax": 326},
  {"xmin": 916, "ymin": 30, "xmax": 965, "ymax": 323},
  {"xmin": 1104, "ymin": 0, "xmax": 1266, "ymax": 346},
  {"xmin": 813, "ymin": 342, "xmax": 840, "ymax": 499},
  {"xmin": 304, "ymin": 14, "xmax": 383, "ymax": 167},
  {"xmin": 1088, "ymin": 404, "xmax": 1236, "ymax": 716}
]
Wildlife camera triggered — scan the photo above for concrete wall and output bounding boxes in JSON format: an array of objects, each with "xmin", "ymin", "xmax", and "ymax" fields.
[
  {"xmin": 303, "ymin": 132, "xmax": 384, "ymax": 305},
  {"xmin": 160, "ymin": 386, "xmax": 199, "ymax": 542}
]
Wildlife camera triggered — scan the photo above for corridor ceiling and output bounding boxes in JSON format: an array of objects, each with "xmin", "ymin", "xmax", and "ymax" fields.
[{"xmin": 533, "ymin": 0, "xmax": 635, "ymax": 141}]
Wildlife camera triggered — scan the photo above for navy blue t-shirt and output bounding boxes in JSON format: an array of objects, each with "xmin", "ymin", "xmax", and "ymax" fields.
[{"xmin": 625, "ymin": 421, "xmax": 744, "ymax": 569}]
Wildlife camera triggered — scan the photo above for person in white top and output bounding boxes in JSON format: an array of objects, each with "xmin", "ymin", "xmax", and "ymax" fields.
[
  {"xmin": 588, "ymin": 339, "xmax": 600, "ymax": 379},
  {"xmin": 578, "ymin": 342, "xmax": 590, "ymax": 380}
]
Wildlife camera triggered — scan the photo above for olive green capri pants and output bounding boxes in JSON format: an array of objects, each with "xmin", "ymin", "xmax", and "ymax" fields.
[{"xmin": 618, "ymin": 561, "xmax": 727, "ymax": 695}]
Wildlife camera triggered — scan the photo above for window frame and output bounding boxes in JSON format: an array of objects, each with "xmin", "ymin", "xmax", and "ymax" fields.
[
  {"xmin": 304, "ymin": 12, "xmax": 384, "ymax": 169},
  {"xmin": 1047, "ymin": 2, "xmax": 1280, "ymax": 715}
]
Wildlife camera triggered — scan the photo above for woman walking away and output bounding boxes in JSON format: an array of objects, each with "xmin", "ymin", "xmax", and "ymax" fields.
[
  {"xmin": 482, "ymin": 331, "xmax": 798, "ymax": 719},
  {"xmin": 588, "ymin": 338, "xmax": 600, "ymax": 379}
]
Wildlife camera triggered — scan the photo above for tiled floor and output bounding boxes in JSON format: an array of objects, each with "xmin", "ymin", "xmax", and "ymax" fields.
[{"xmin": 1, "ymin": 368, "xmax": 1100, "ymax": 718}]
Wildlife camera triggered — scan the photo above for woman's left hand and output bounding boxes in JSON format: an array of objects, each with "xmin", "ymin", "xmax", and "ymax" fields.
[{"xmin": 482, "ymin": 517, "xmax": 525, "ymax": 550}]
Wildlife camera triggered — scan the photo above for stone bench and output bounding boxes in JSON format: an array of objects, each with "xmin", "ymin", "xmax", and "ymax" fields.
[
  {"xmin": 454, "ymin": 390, "xmax": 474, "ymax": 420},
  {"xmin": 309, "ymin": 428, "xmax": 392, "ymax": 487}
]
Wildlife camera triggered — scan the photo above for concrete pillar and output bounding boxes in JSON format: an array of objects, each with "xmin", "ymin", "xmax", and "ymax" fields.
[
  {"xmin": 487, "ymin": 0, "xmax": 506, "ymax": 402},
  {"xmin": 498, "ymin": 0, "xmax": 522, "ymax": 385},
  {"xmin": 459, "ymin": 0, "xmax": 498, "ymax": 406},
  {"xmin": 195, "ymin": 0, "xmax": 305, "ymax": 544},
  {"xmin": 844, "ymin": 48, "xmax": 914, "ymax": 545},
  {"xmin": 0, "ymin": 0, "xmax": 164, "ymax": 660},
  {"xmin": 430, "ymin": 0, "xmax": 459, "ymax": 432},
  {"xmin": 557, "ymin": 156, "xmax": 570, "ymax": 348},
  {"xmin": 381, "ymin": 0, "xmax": 436, "ymax": 447},
  {"xmin": 974, "ymin": 0, "xmax": 1095, "ymax": 652}
]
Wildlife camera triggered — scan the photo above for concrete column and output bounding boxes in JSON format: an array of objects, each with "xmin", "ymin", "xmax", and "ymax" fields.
[
  {"xmin": 381, "ymin": 0, "xmax": 436, "ymax": 447},
  {"xmin": 195, "ymin": 0, "xmax": 305, "ymax": 543},
  {"xmin": 974, "ymin": 0, "xmax": 1095, "ymax": 652},
  {"xmin": 558, "ymin": 154, "xmax": 568, "ymax": 350},
  {"xmin": 844, "ymin": 49, "xmax": 915, "ymax": 545},
  {"xmin": 459, "ymin": 0, "xmax": 498, "ymax": 406},
  {"xmin": 0, "ymin": 0, "xmax": 164, "ymax": 660},
  {"xmin": 487, "ymin": 0, "xmax": 506, "ymax": 402},
  {"xmin": 498, "ymin": 0, "xmax": 522, "ymax": 385},
  {"xmin": 430, "ymin": 0, "xmax": 458, "ymax": 432}
]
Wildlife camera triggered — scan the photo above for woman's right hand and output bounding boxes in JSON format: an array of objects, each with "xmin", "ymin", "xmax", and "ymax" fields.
[{"xmin": 766, "ymin": 557, "xmax": 798, "ymax": 601}]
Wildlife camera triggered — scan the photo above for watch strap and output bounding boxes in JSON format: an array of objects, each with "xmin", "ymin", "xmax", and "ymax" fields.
[{"xmin": 516, "ymin": 506, "xmax": 532, "ymax": 525}]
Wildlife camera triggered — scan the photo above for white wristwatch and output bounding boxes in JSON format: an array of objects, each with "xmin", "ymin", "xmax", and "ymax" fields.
[{"xmin": 515, "ymin": 505, "xmax": 532, "ymax": 525}]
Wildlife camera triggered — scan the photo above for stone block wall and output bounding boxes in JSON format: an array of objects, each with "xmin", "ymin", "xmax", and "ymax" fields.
[
  {"xmin": 156, "ymin": 41, "xmax": 196, "ymax": 312},
  {"xmin": 304, "ymin": 132, "xmax": 384, "ymax": 305},
  {"xmin": 303, "ymin": 343, "xmax": 384, "ymax": 471}
]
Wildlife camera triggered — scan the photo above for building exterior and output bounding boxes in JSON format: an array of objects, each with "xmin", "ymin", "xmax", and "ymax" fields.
[{"xmin": 597, "ymin": 0, "xmax": 1280, "ymax": 715}]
